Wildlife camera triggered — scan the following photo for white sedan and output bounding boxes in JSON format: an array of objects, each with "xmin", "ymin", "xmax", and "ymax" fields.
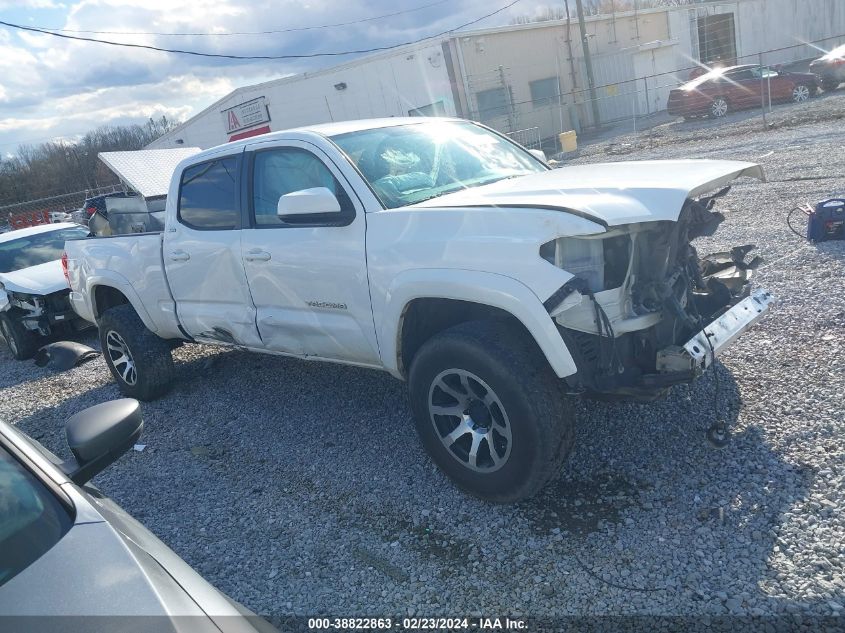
[{"xmin": 0, "ymin": 222, "xmax": 91, "ymax": 359}]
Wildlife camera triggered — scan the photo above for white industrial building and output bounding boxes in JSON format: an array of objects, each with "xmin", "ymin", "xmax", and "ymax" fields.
[{"xmin": 149, "ymin": 0, "xmax": 844, "ymax": 152}]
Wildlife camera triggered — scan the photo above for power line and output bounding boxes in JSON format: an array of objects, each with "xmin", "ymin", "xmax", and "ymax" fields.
[
  {"xmin": 41, "ymin": 0, "xmax": 452, "ymax": 36},
  {"xmin": 0, "ymin": 0, "xmax": 523, "ymax": 60}
]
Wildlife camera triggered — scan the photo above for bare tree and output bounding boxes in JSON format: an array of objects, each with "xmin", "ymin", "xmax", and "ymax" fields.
[{"xmin": 0, "ymin": 115, "xmax": 181, "ymax": 207}]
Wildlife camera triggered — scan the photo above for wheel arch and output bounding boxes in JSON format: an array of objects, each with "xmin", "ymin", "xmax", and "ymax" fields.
[
  {"xmin": 381, "ymin": 269, "xmax": 578, "ymax": 380},
  {"xmin": 87, "ymin": 274, "xmax": 158, "ymax": 333}
]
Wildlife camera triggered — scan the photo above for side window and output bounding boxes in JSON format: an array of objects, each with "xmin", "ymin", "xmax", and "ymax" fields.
[
  {"xmin": 530, "ymin": 77, "xmax": 560, "ymax": 108},
  {"xmin": 251, "ymin": 148, "xmax": 355, "ymax": 227},
  {"xmin": 178, "ymin": 157, "xmax": 239, "ymax": 230},
  {"xmin": 730, "ymin": 69, "xmax": 754, "ymax": 81}
]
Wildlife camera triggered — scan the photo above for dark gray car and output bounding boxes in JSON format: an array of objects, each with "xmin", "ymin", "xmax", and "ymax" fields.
[{"xmin": 0, "ymin": 399, "xmax": 276, "ymax": 633}]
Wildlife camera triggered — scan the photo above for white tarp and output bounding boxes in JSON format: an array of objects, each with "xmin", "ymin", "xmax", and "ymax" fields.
[{"xmin": 99, "ymin": 148, "xmax": 201, "ymax": 198}]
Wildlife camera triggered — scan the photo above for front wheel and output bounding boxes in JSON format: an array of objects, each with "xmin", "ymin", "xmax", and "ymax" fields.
[
  {"xmin": 0, "ymin": 312, "xmax": 39, "ymax": 360},
  {"xmin": 792, "ymin": 83, "xmax": 812, "ymax": 103},
  {"xmin": 98, "ymin": 304, "xmax": 174, "ymax": 401},
  {"xmin": 821, "ymin": 79, "xmax": 839, "ymax": 92},
  {"xmin": 710, "ymin": 97, "xmax": 729, "ymax": 118},
  {"xmin": 408, "ymin": 320, "xmax": 575, "ymax": 503}
]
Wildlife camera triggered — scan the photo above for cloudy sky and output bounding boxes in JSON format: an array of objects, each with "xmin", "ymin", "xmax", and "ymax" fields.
[{"xmin": 0, "ymin": 0, "xmax": 542, "ymax": 154}]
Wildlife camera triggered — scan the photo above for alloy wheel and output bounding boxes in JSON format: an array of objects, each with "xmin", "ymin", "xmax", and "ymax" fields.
[
  {"xmin": 792, "ymin": 84, "xmax": 810, "ymax": 103},
  {"xmin": 427, "ymin": 368, "xmax": 512, "ymax": 473},
  {"xmin": 106, "ymin": 330, "xmax": 137, "ymax": 386},
  {"xmin": 711, "ymin": 98, "xmax": 728, "ymax": 117}
]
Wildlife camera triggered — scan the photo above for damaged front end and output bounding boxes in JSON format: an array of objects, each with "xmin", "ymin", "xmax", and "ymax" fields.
[
  {"xmin": 544, "ymin": 187, "xmax": 773, "ymax": 399},
  {"xmin": 1, "ymin": 287, "xmax": 86, "ymax": 337}
]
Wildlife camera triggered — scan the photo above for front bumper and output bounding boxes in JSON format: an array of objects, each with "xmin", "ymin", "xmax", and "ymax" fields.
[
  {"xmin": 15, "ymin": 290, "xmax": 88, "ymax": 334},
  {"xmin": 683, "ymin": 288, "xmax": 774, "ymax": 368},
  {"xmin": 657, "ymin": 288, "xmax": 774, "ymax": 373},
  {"xmin": 563, "ymin": 288, "xmax": 774, "ymax": 399}
]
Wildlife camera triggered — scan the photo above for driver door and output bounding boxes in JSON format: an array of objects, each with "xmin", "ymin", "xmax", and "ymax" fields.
[{"xmin": 239, "ymin": 140, "xmax": 380, "ymax": 364}]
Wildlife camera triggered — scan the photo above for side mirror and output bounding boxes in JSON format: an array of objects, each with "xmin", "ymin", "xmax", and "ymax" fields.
[
  {"xmin": 528, "ymin": 149, "xmax": 547, "ymax": 163},
  {"xmin": 62, "ymin": 399, "xmax": 143, "ymax": 485},
  {"xmin": 277, "ymin": 187, "xmax": 341, "ymax": 217}
]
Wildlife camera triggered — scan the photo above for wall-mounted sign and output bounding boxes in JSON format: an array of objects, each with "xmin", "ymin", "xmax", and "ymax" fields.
[{"xmin": 222, "ymin": 97, "xmax": 270, "ymax": 134}]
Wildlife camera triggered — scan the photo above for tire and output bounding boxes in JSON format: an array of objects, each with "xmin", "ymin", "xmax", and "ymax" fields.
[
  {"xmin": 821, "ymin": 79, "xmax": 839, "ymax": 92},
  {"xmin": 408, "ymin": 320, "xmax": 575, "ymax": 503},
  {"xmin": 709, "ymin": 96, "xmax": 729, "ymax": 118},
  {"xmin": 792, "ymin": 83, "xmax": 812, "ymax": 103},
  {"xmin": 0, "ymin": 312, "xmax": 39, "ymax": 360},
  {"xmin": 98, "ymin": 304, "xmax": 174, "ymax": 401}
]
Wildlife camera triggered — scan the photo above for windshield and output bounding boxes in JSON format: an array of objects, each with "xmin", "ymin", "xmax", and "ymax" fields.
[
  {"xmin": 330, "ymin": 121, "xmax": 547, "ymax": 209},
  {"xmin": 0, "ymin": 227, "xmax": 89, "ymax": 273}
]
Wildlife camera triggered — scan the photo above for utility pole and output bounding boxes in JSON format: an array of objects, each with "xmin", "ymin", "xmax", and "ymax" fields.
[
  {"xmin": 563, "ymin": 0, "xmax": 582, "ymax": 132},
  {"xmin": 575, "ymin": 0, "xmax": 601, "ymax": 129}
]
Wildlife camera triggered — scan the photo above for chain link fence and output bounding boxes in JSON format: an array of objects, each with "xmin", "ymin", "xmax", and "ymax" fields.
[
  {"xmin": 466, "ymin": 34, "xmax": 845, "ymax": 157},
  {"xmin": 0, "ymin": 183, "xmax": 125, "ymax": 230}
]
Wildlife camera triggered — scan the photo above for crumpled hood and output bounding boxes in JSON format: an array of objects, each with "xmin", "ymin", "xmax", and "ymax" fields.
[
  {"xmin": 413, "ymin": 159, "xmax": 765, "ymax": 226},
  {"xmin": 0, "ymin": 259, "xmax": 68, "ymax": 295}
]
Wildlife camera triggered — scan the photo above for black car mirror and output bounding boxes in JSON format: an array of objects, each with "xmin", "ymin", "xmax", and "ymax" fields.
[{"xmin": 62, "ymin": 399, "xmax": 143, "ymax": 485}]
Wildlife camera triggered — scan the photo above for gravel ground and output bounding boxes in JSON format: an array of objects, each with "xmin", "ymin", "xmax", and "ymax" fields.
[{"xmin": 1, "ymin": 92, "xmax": 844, "ymax": 625}]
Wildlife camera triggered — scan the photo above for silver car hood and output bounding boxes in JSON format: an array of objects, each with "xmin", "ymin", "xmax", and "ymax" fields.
[{"xmin": 413, "ymin": 160, "xmax": 765, "ymax": 226}]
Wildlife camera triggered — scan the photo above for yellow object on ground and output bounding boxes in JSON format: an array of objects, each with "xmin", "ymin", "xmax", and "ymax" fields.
[{"xmin": 559, "ymin": 130, "xmax": 577, "ymax": 153}]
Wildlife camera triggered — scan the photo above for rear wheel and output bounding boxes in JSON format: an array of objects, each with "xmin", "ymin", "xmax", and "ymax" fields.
[
  {"xmin": 408, "ymin": 320, "xmax": 575, "ymax": 503},
  {"xmin": 0, "ymin": 312, "xmax": 39, "ymax": 361},
  {"xmin": 792, "ymin": 83, "xmax": 812, "ymax": 103},
  {"xmin": 710, "ymin": 96, "xmax": 729, "ymax": 118},
  {"xmin": 98, "ymin": 304, "xmax": 174, "ymax": 400},
  {"xmin": 821, "ymin": 78, "xmax": 839, "ymax": 92}
]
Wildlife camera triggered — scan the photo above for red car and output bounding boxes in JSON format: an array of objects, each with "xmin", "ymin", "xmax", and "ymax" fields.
[
  {"xmin": 667, "ymin": 64, "xmax": 818, "ymax": 119},
  {"xmin": 809, "ymin": 43, "xmax": 845, "ymax": 91}
]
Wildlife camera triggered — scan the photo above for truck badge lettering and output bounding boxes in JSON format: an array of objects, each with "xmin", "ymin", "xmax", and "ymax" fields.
[{"xmin": 306, "ymin": 301, "xmax": 347, "ymax": 310}]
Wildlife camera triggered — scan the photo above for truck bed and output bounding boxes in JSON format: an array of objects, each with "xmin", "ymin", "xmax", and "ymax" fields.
[{"xmin": 64, "ymin": 233, "xmax": 183, "ymax": 338}]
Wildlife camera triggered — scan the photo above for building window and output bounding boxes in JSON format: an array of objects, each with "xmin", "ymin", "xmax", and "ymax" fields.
[
  {"xmin": 697, "ymin": 13, "xmax": 737, "ymax": 65},
  {"xmin": 408, "ymin": 100, "xmax": 447, "ymax": 117},
  {"xmin": 529, "ymin": 77, "xmax": 560, "ymax": 108},
  {"xmin": 475, "ymin": 87, "xmax": 510, "ymax": 123}
]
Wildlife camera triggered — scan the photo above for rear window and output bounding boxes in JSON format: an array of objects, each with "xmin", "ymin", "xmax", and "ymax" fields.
[
  {"xmin": 178, "ymin": 157, "xmax": 240, "ymax": 230},
  {"xmin": 0, "ymin": 445, "xmax": 73, "ymax": 587},
  {"xmin": 0, "ymin": 227, "xmax": 90, "ymax": 273}
]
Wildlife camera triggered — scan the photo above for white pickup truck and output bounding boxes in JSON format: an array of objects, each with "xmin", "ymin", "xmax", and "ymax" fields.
[{"xmin": 65, "ymin": 118, "xmax": 773, "ymax": 502}]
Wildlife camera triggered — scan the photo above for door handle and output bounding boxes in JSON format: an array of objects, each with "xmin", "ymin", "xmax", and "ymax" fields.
[
  {"xmin": 169, "ymin": 250, "xmax": 190, "ymax": 262},
  {"xmin": 245, "ymin": 249, "xmax": 271, "ymax": 262}
]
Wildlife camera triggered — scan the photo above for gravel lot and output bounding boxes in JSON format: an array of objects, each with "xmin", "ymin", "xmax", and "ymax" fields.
[{"xmin": 2, "ymin": 92, "xmax": 844, "ymax": 625}]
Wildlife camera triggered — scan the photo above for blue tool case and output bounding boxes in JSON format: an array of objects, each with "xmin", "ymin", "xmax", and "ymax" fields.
[{"xmin": 804, "ymin": 198, "xmax": 845, "ymax": 242}]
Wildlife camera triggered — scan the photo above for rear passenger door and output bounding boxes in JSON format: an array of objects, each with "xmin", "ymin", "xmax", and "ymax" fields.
[
  {"xmin": 239, "ymin": 140, "xmax": 379, "ymax": 364},
  {"xmin": 163, "ymin": 152, "xmax": 263, "ymax": 347}
]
